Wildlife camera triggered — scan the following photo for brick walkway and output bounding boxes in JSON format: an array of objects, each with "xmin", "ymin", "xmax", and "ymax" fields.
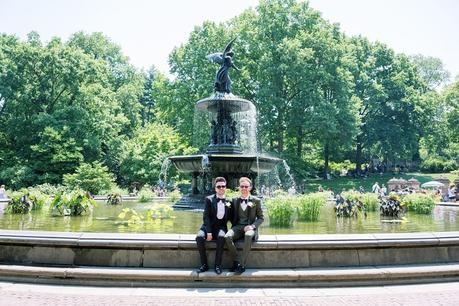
[{"xmin": 1, "ymin": 281, "xmax": 459, "ymax": 305}]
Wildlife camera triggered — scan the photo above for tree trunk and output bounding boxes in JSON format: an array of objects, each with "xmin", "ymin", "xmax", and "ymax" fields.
[
  {"xmin": 355, "ymin": 136, "xmax": 363, "ymax": 175},
  {"xmin": 296, "ymin": 126, "xmax": 303, "ymax": 157},
  {"xmin": 277, "ymin": 111, "xmax": 284, "ymax": 153},
  {"xmin": 323, "ymin": 141, "xmax": 329, "ymax": 179}
]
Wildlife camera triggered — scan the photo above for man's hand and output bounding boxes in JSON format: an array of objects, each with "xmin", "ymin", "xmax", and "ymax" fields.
[
  {"xmin": 206, "ymin": 233, "xmax": 213, "ymax": 241},
  {"xmin": 244, "ymin": 225, "xmax": 254, "ymax": 232}
]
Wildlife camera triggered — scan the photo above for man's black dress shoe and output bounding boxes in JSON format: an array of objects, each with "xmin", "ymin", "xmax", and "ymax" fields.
[
  {"xmin": 229, "ymin": 261, "xmax": 239, "ymax": 272},
  {"xmin": 234, "ymin": 264, "xmax": 245, "ymax": 275},
  {"xmin": 196, "ymin": 264, "xmax": 209, "ymax": 273},
  {"xmin": 214, "ymin": 265, "xmax": 222, "ymax": 275}
]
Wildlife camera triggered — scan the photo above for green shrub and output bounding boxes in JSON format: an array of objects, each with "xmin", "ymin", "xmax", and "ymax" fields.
[
  {"xmin": 50, "ymin": 190, "xmax": 96, "ymax": 216},
  {"xmin": 0, "ymin": 165, "xmax": 36, "ymax": 190},
  {"xmin": 30, "ymin": 183, "xmax": 65, "ymax": 196},
  {"xmin": 5, "ymin": 190, "xmax": 33, "ymax": 214},
  {"xmin": 63, "ymin": 162, "xmax": 114, "ymax": 195},
  {"xmin": 329, "ymin": 160, "xmax": 356, "ymax": 176},
  {"xmin": 27, "ymin": 189, "xmax": 50, "ymax": 210},
  {"xmin": 341, "ymin": 191, "xmax": 361, "ymax": 202},
  {"xmin": 341, "ymin": 191, "xmax": 378, "ymax": 211},
  {"xmin": 402, "ymin": 193, "xmax": 435, "ymax": 214},
  {"xmin": 265, "ymin": 196, "xmax": 295, "ymax": 227},
  {"xmin": 168, "ymin": 189, "xmax": 182, "ymax": 202},
  {"xmin": 5, "ymin": 189, "xmax": 50, "ymax": 213},
  {"xmin": 138, "ymin": 185, "xmax": 155, "ymax": 202},
  {"xmin": 420, "ymin": 157, "xmax": 457, "ymax": 173},
  {"xmin": 101, "ymin": 185, "xmax": 128, "ymax": 196},
  {"xmin": 272, "ymin": 189, "xmax": 288, "ymax": 198},
  {"xmin": 296, "ymin": 193, "xmax": 326, "ymax": 222},
  {"xmin": 360, "ymin": 193, "xmax": 379, "ymax": 211}
]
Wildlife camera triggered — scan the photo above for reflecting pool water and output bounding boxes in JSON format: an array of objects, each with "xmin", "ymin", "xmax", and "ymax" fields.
[{"xmin": 0, "ymin": 200, "xmax": 458, "ymax": 234}]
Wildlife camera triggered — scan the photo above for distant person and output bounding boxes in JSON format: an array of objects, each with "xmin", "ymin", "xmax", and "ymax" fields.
[
  {"xmin": 0, "ymin": 185, "xmax": 6, "ymax": 199},
  {"xmin": 225, "ymin": 177, "xmax": 264, "ymax": 275},
  {"xmin": 195, "ymin": 177, "xmax": 232, "ymax": 274},
  {"xmin": 288, "ymin": 185, "xmax": 296, "ymax": 196},
  {"xmin": 372, "ymin": 182, "xmax": 381, "ymax": 194},
  {"xmin": 380, "ymin": 184, "xmax": 387, "ymax": 197},
  {"xmin": 448, "ymin": 186, "xmax": 456, "ymax": 202}
]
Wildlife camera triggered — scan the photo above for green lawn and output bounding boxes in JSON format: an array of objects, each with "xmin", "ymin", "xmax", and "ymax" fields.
[{"xmin": 303, "ymin": 172, "xmax": 458, "ymax": 194}]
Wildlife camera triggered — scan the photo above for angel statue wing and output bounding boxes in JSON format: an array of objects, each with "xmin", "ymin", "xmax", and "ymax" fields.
[
  {"xmin": 223, "ymin": 38, "xmax": 236, "ymax": 56},
  {"xmin": 206, "ymin": 53, "xmax": 224, "ymax": 65}
]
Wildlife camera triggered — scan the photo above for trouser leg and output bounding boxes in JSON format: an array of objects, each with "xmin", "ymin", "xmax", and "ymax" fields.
[
  {"xmin": 215, "ymin": 236, "xmax": 225, "ymax": 266},
  {"xmin": 196, "ymin": 235, "xmax": 207, "ymax": 266},
  {"xmin": 224, "ymin": 229, "xmax": 238, "ymax": 262},
  {"xmin": 240, "ymin": 230, "xmax": 255, "ymax": 266}
]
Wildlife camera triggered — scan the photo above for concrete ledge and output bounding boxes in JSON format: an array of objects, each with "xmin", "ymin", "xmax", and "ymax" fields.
[
  {"xmin": 2, "ymin": 230, "xmax": 459, "ymax": 268},
  {"xmin": 1, "ymin": 263, "xmax": 459, "ymax": 287}
]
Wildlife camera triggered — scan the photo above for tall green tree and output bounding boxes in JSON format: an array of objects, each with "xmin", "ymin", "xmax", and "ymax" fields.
[
  {"xmin": 410, "ymin": 54, "xmax": 450, "ymax": 91},
  {"xmin": 119, "ymin": 122, "xmax": 196, "ymax": 186},
  {"xmin": 0, "ymin": 32, "xmax": 143, "ymax": 187}
]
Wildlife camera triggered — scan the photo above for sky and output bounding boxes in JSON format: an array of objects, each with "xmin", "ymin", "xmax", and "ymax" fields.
[{"xmin": 1, "ymin": 0, "xmax": 458, "ymax": 80}]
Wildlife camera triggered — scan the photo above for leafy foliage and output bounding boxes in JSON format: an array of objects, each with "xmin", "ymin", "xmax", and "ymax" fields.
[
  {"xmin": 63, "ymin": 162, "xmax": 115, "ymax": 195},
  {"xmin": 119, "ymin": 122, "xmax": 196, "ymax": 186},
  {"xmin": 402, "ymin": 193, "xmax": 436, "ymax": 214},
  {"xmin": 118, "ymin": 208, "xmax": 144, "ymax": 225},
  {"xmin": 138, "ymin": 185, "xmax": 155, "ymax": 202},
  {"xmin": 146, "ymin": 204, "xmax": 174, "ymax": 220},
  {"xmin": 168, "ymin": 189, "xmax": 182, "ymax": 202},
  {"xmin": 296, "ymin": 193, "xmax": 327, "ymax": 222},
  {"xmin": 265, "ymin": 196, "xmax": 295, "ymax": 227},
  {"xmin": 5, "ymin": 189, "xmax": 50, "ymax": 213},
  {"xmin": 380, "ymin": 194, "xmax": 404, "ymax": 217},
  {"xmin": 50, "ymin": 190, "xmax": 96, "ymax": 216}
]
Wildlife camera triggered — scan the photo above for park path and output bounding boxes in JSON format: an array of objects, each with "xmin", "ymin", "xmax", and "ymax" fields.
[{"xmin": 1, "ymin": 280, "xmax": 459, "ymax": 305}]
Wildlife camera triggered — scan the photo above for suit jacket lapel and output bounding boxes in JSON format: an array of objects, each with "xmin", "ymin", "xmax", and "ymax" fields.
[{"xmin": 212, "ymin": 195, "xmax": 218, "ymax": 214}]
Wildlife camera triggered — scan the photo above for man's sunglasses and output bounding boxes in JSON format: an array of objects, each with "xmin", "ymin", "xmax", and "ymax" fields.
[
  {"xmin": 216, "ymin": 185, "xmax": 226, "ymax": 189},
  {"xmin": 239, "ymin": 185, "xmax": 250, "ymax": 189}
]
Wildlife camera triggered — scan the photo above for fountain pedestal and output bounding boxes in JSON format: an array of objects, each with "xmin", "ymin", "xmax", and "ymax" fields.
[{"xmin": 170, "ymin": 93, "xmax": 281, "ymax": 209}]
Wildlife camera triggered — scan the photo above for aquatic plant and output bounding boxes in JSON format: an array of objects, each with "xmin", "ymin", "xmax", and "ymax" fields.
[
  {"xmin": 265, "ymin": 196, "xmax": 295, "ymax": 227},
  {"xmin": 50, "ymin": 190, "xmax": 96, "ymax": 216},
  {"xmin": 296, "ymin": 193, "xmax": 326, "ymax": 222},
  {"xmin": 402, "ymin": 193, "xmax": 435, "ymax": 214}
]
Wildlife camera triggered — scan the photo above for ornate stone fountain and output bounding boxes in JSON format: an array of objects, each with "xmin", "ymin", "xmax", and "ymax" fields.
[{"xmin": 169, "ymin": 39, "xmax": 281, "ymax": 208}]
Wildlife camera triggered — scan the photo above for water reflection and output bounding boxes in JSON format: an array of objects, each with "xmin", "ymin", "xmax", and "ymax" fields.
[{"xmin": 0, "ymin": 200, "xmax": 459, "ymax": 234}]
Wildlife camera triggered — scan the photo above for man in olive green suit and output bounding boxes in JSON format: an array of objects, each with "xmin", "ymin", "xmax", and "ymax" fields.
[{"xmin": 224, "ymin": 177, "xmax": 264, "ymax": 275}]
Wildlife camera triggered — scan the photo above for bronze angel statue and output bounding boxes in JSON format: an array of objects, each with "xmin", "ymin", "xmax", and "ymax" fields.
[{"xmin": 207, "ymin": 38, "xmax": 239, "ymax": 93}]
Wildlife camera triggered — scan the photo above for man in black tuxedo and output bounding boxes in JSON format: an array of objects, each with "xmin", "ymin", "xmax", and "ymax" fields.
[
  {"xmin": 225, "ymin": 177, "xmax": 264, "ymax": 275},
  {"xmin": 195, "ymin": 177, "xmax": 231, "ymax": 274}
]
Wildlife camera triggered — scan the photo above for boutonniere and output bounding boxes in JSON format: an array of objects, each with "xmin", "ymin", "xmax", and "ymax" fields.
[
  {"xmin": 225, "ymin": 201, "xmax": 231, "ymax": 207},
  {"xmin": 247, "ymin": 201, "xmax": 254, "ymax": 208}
]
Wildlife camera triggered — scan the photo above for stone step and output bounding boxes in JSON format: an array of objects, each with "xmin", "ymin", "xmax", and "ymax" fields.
[{"xmin": 1, "ymin": 263, "xmax": 459, "ymax": 287}]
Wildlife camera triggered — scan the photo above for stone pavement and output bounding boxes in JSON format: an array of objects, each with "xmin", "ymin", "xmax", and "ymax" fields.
[{"xmin": 1, "ymin": 281, "xmax": 459, "ymax": 305}]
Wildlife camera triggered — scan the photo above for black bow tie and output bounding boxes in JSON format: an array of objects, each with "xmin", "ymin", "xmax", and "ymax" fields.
[{"xmin": 241, "ymin": 199, "xmax": 248, "ymax": 204}]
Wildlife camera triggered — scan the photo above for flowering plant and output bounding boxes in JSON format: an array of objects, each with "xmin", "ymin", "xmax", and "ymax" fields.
[
  {"xmin": 247, "ymin": 201, "xmax": 254, "ymax": 208},
  {"xmin": 225, "ymin": 201, "xmax": 231, "ymax": 207}
]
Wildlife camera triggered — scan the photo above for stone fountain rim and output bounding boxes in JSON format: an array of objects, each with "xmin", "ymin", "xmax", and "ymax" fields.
[{"xmin": 169, "ymin": 153, "xmax": 282, "ymax": 160}]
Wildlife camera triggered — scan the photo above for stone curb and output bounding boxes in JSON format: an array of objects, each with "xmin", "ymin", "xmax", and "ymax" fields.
[
  {"xmin": 2, "ymin": 230, "xmax": 459, "ymax": 249},
  {"xmin": 1, "ymin": 263, "xmax": 459, "ymax": 287}
]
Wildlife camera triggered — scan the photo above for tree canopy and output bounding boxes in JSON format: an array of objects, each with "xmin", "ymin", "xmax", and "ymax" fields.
[{"xmin": 0, "ymin": 0, "xmax": 457, "ymax": 190}]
